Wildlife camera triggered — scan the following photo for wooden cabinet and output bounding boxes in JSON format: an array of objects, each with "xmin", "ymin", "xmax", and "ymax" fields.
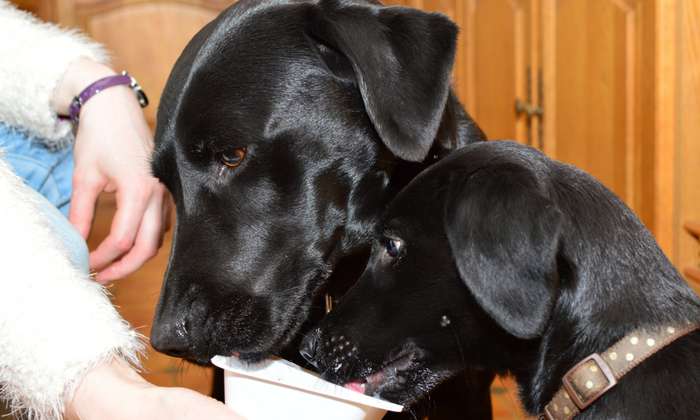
[
  {"xmin": 386, "ymin": 0, "xmax": 652, "ymax": 219},
  {"xmin": 541, "ymin": 0, "xmax": 656, "ymax": 225},
  {"xmin": 389, "ymin": 0, "xmax": 699, "ymax": 290},
  {"xmin": 391, "ymin": 0, "xmax": 655, "ymax": 224},
  {"xmin": 461, "ymin": 0, "xmax": 533, "ymax": 143}
]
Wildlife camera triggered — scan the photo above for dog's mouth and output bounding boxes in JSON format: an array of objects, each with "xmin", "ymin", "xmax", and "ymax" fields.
[
  {"xmin": 343, "ymin": 350, "xmax": 419, "ymax": 397},
  {"xmin": 232, "ymin": 350, "xmax": 272, "ymax": 364},
  {"xmin": 220, "ymin": 296, "xmax": 319, "ymax": 364},
  {"xmin": 224, "ymin": 328, "xmax": 299, "ymax": 364}
]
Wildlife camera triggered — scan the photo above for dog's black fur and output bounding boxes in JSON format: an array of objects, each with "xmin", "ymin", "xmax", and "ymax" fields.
[
  {"xmin": 302, "ymin": 140, "xmax": 700, "ymax": 418},
  {"xmin": 149, "ymin": 0, "xmax": 495, "ymax": 417}
]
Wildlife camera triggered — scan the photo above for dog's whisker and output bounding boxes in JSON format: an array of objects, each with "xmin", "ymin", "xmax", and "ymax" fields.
[
  {"xmin": 447, "ymin": 320, "xmax": 468, "ymax": 377},
  {"xmin": 406, "ymin": 405, "xmax": 419, "ymax": 420}
]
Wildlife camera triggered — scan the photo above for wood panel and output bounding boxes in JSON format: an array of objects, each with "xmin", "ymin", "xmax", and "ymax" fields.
[
  {"xmin": 66, "ymin": 0, "xmax": 229, "ymax": 128},
  {"xmin": 676, "ymin": 0, "xmax": 700, "ymax": 293},
  {"xmin": 652, "ymin": 0, "xmax": 678, "ymax": 258},
  {"xmin": 463, "ymin": 0, "xmax": 530, "ymax": 142},
  {"xmin": 541, "ymin": 0, "xmax": 655, "ymax": 226}
]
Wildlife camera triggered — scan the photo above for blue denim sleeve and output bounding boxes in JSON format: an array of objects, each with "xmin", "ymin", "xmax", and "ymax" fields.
[
  {"xmin": 0, "ymin": 123, "xmax": 74, "ymax": 215},
  {"xmin": 0, "ymin": 122, "xmax": 89, "ymax": 272}
]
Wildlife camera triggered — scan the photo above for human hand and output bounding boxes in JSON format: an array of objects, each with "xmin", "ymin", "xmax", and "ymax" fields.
[
  {"xmin": 53, "ymin": 58, "xmax": 171, "ymax": 283},
  {"xmin": 65, "ymin": 358, "xmax": 243, "ymax": 420}
]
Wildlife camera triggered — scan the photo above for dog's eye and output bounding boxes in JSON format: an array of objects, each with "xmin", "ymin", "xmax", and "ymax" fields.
[
  {"xmin": 384, "ymin": 237, "xmax": 403, "ymax": 258},
  {"xmin": 220, "ymin": 148, "xmax": 246, "ymax": 168}
]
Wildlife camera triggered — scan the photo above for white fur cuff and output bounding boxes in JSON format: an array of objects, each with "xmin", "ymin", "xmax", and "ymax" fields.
[
  {"xmin": 0, "ymin": 155, "xmax": 143, "ymax": 420},
  {"xmin": 0, "ymin": 1, "xmax": 109, "ymax": 148}
]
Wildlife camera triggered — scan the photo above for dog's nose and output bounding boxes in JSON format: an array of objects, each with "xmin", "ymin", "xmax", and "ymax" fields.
[
  {"xmin": 300, "ymin": 328, "xmax": 321, "ymax": 368},
  {"xmin": 150, "ymin": 319, "xmax": 191, "ymax": 358}
]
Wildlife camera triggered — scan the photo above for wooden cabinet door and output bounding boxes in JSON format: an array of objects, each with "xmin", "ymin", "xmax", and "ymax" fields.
[
  {"xmin": 541, "ymin": 0, "xmax": 655, "ymax": 224},
  {"xmin": 677, "ymin": 0, "xmax": 700, "ymax": 291},
  {"xmin": 383, "ymin": 0, "xmax": 533, "ymax": 144},
  {"xmin": 460, "ymin": 0, "xmax": 533, "ymax": 143},
  {"xmin": 57, "ymin": 0, "xmax": 231, "ymax": 129}
]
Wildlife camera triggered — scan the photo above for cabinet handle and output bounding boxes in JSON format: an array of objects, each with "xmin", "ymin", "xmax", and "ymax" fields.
[
  {"xmin": 515, "ymin": 98, "xmax": 529, "ymax": 116},
  {"xmin": 514, "ymin": 99, "xmax": 543, "ymax": 117}
]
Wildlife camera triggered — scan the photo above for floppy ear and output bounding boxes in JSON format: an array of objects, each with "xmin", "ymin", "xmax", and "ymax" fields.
[
  {"xmin": 444, "ymin": 165, "xmax": 562, "ymax": 339},
  {"xmin": 312, "ymin": 0, "xmax": 458, "ymax": 162}
]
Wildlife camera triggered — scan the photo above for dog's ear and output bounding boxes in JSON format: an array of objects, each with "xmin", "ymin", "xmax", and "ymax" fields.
[
  {"xmin": 444, "ymin": 165, "xmax": 562, "ymax": 339},
  {"xmin": 312, "ymin": 0, "xmax": 458, "ymax": 162}
]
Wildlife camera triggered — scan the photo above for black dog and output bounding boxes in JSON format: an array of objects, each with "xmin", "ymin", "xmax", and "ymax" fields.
[
  {"xmin": 302, "ymin": 141, "xmax": 700, "ymax": 418},
  {"xmin": 149, "ymin": 0, "xmax": 494, "ymax": 417}
]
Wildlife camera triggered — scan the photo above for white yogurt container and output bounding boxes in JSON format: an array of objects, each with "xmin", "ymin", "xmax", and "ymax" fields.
[{"xmin": 211, "ymin": 355, "xmax": 403, "ymax": 420}]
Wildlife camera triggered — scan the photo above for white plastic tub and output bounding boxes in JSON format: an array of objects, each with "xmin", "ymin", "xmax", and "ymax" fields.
[{"xmin": 211, "ymin": 355, "xmax": 403, "ymax": 420}]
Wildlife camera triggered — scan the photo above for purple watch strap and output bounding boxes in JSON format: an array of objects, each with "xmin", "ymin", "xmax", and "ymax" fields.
[{"xmin": 63, "ymin": 71, "xmax": 149, "ymax": 123}]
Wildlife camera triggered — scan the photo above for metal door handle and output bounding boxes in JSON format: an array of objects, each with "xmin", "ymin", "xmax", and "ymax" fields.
[{"xmin": 515, "ymin": 99, "xmax": 543, "ymax": 117}]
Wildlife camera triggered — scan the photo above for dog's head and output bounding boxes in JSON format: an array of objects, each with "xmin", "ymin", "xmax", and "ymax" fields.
[
  {"xmin": 302, "ymin": 142, "xmax": 563, "ymax": 405},
  {"xmin": 150, "ymin": 0, "xmax": 473, "ymax": 363}
]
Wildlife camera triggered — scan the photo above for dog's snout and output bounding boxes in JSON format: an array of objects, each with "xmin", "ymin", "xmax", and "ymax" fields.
[
  {"xmin": 151, "ymin": 317, "xmax": 191, "ymax": 358},
  {"xmin": 300, "ymin": 328, "xmax": 321, "ymax": 368}
]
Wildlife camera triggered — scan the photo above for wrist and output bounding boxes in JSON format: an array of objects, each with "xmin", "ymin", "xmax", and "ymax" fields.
[
  {"xmin": 53, "ymin": 58, "xmax": 116, "ymax": 116},
  {"xmin": 64, "ymin": 358, "xmax": 149, "ymax": 420}
]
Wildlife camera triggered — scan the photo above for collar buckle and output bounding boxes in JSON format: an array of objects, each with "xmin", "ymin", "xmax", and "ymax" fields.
[{"xmin": 561, "ymin": 353, "xmax": 617, "ymax": 410}]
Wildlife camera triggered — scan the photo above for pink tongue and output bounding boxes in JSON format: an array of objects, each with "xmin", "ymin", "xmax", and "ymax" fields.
[{"xmin": 344, "ymin": 382, "xmax": 366, "ymax": 394}]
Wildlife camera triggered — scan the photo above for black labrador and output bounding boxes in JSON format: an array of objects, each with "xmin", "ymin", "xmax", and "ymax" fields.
[
  {"xmin": 301, "ymin": 141, "xmax": 700, "ymax": 418},
  {"xmin": 149, "ymin": 0, "xmax": 494, "ymax": 417}
]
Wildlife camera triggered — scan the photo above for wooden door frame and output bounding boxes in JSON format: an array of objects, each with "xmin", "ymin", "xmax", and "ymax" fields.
[{"xmin": 653, "ymin": 0, "xmax": 678, "ymax": 259}]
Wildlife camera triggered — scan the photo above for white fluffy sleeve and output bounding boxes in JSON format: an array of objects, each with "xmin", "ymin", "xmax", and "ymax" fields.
[
  {"xmin": 0, "ymin": 156, "xmax": 143, "ymax": 420},
  {"xmin": 0, "ymin": 1, "xmax": 109, "ymax": 149}
]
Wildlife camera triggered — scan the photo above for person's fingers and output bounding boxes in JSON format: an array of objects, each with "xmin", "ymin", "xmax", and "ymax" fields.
[
  {"xmin": 88, "ymin": 181, "xmax": 151, "ymax": 273},
  {"xmin": 95, "ymin": 193, "xmax": 164, "ymax": 283},
  {"xmin": 69, "ymin": 173, "xmax": 106, "ymax": 239}
]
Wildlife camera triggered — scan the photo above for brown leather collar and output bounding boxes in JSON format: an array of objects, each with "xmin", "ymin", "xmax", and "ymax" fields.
[{"xmin": 540, "ymin": 322, "xmax": 699, "ymax": 420}]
